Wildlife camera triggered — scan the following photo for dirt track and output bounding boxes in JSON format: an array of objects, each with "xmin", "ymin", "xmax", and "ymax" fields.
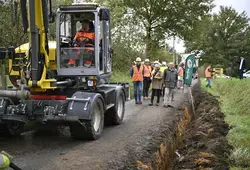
[{"xmin": 1, "ymin": 86, "xmax": 190, "ymax": 170}]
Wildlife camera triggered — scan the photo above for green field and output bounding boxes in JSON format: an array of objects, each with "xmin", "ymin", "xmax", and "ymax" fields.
[
  {"xmin": 201, "ymin": 78, "xmax": 250, "ymax": 169},
  {"xmin": 110, "ymin": 71, "xmax": 134, "ymax": 99}
]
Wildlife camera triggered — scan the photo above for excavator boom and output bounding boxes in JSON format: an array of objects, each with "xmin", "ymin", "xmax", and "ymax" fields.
[{"xmin": 20, "ymin": 0, "xmax": 56, "ymax": 91}]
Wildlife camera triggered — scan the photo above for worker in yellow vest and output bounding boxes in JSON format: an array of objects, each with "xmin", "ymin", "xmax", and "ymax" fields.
[
  {"xmin": 205, "ymin": 65, "xmax": 212, "ymax": 88},
  {"xmin": 143, "ymin": 59, "xmax": 152, "ymax": 100},
  {"xmin": 160, "ymin": 61, "xmax": 168, "ymax": 97},
  {"xmin": 160, "ymin": 61, "xmax": 167, "ymax": 72},
  {"xmin": 130, "ymin": 57, "xmax": 143, "ymax": 104}
]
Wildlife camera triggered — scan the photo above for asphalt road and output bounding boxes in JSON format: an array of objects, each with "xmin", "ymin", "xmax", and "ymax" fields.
[{"xmin": 1, "ymin": 88, "xmax": 190, "ymax": 170}]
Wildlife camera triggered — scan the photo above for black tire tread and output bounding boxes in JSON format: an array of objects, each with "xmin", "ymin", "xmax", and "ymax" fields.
[
  {"xmin": 70, "ymin": 98, "xmax": 104, "ymax": 140},
  {"xmin": 70, "ymin": 121, "xmax": 97, "ymax": 140},
  {"xmin": 105, "ymin": 91, "xmax": 125, "ymax": 125}
]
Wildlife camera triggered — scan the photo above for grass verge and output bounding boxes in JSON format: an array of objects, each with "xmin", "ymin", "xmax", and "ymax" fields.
[
  {"xmin": 201, "ymin": 78, "xmax": 250, "ymax": 169},
  {"xmin": 110, "ymin": 71, "xmax": 134, "ymax": 99}
]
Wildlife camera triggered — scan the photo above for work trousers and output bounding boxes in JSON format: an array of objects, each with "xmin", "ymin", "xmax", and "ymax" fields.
[
  {"xmin": 163, "ymin": 88, "xmax": 175, "ymax": 106},
  {"xmin": 161, "ymin": 85, "xmax": 165, "ymax": 97},
  {"xmin": 134, "ymin": 81, "xmax": 143, "ymax": 102},
  {"xmin": 206, "ymin": 78, "xmax": 211, "ymax": 87},
  {"xmin": 239, "ymin": 69, "xmax": 244, "ymax": 79},
  {"xmin": 143, "ymin": 77, "xmax": 151, "ymax": 97},
  {"xmin": 151, "ymin": 89, "xmax": 161, "ymax": 104},
  {"xmin": 178, "ymin": 80, "xmax": 183, "ymax": 89}
]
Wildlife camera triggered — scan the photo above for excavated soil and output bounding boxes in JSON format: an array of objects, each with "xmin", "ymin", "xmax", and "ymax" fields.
[{"xmin": 173, "ymin": 86, "xmax": 232, "ymax": 170}]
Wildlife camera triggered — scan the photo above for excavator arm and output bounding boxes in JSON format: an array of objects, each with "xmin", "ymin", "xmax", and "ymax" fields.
[{"xmin": 19, "ymin": 0, "xmax": 56, "ymax": 91}]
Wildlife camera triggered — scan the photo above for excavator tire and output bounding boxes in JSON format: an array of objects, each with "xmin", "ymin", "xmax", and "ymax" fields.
[
  {"xmin": 70, "ymin": 97, "xmax": 104, "ymax": 140},
  {"xmin": 0, "ymin": 121, "xmax": 24, "ymax": 137},
  {"xmin": 105, "ymin": 89, "xmax": 125, "ymax": 125}
]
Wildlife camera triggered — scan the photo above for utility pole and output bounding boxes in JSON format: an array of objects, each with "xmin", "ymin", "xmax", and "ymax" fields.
[{"xmin": 173, "ymin": 35, "xmax": 175, "ymax": 63}]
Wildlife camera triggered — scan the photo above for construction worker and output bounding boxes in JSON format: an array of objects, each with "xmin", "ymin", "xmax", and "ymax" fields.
[
  {"xmin": 177, "ymin": 62, "xmax": 185, "ymax": 89},
  {"xmin": 149, "ymin": 62, "xmax": 163, "ymax": 106},
  {"xmin": 0, "ymin": 153, "xmax": 10, "ymax": 170},
  {"xmin": 69, "ymin": 19, "xmax": 95, "ymax": 66},
  {"xmin": 143, "ymin": 59, "xmax": 152, "ymax": 99},
  {"xmin": 130, "ymin": 57, "xmax": 143, "ymax": 104},
  {"xmin": 73, "ymin": 19, "xmax": 95, "ymax": 46},
  {"xmin": 160, "ymin": 61, "xmax": 167, "ymax": 72},
  {"xmin": 160, "ymin": 61, "xmax": 168, "ymax": 97},
  {"xmin": 163, "ymin": 62, "xmax": 178, "ymax": 108},
  {"xmin": 205, "ymin": 64, "xmax": 212, "ymax": 88}
]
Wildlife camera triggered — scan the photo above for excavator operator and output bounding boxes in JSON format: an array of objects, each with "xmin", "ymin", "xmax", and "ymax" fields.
[
  {"xmin": 68, "ymin": 19, "xmax": 95, "ymax": 67},
  {"xmin": 73, "ymin": 19, "xmax": 95, "ymax": 47}
]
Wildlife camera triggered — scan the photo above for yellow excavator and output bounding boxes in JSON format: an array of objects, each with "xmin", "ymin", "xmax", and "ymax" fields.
[{"xmin": 0, "ymin": 0, "xmax": 129, "ymax": 140}]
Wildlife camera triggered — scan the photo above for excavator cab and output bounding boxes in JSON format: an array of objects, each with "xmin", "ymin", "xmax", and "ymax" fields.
[{"xmin": 56, "ymin": 3, "xmax": 112, "ymax": 78}]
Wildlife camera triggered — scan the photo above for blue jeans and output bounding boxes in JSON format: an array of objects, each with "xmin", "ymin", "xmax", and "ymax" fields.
[
  {"xmin": 133, "ymin": 81, "xmax": 143, "ymax": 102},
  {"xmin": 206, "ymin": 78, "xmax": 211, "ymax": 87}
]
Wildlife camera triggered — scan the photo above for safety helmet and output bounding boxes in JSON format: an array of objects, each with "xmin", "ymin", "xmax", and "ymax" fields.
[
  {"xmin": 0, "ymin": 154, "xmax": 10, "ymax": 169},
  {"xmin": 136, "ymin": 57, "xmax": 141, "ymax": 62},
  {"xmin": 154, "ymin": 60, "xmax": 159, "ymax": 64},
  {"xmin": 145, "ymin": 59, "xmax": 150, "ymax": 62},
  {"xmin": 162, "ymin": 61, "xmax": 167, "ymax": 66}
]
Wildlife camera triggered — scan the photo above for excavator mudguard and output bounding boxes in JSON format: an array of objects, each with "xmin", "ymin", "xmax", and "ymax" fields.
[{"xmin": 66, "ymin": 91, "xmax": 104, "ymax": 120}]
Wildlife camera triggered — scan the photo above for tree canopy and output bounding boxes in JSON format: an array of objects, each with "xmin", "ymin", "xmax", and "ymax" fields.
[
  {"xmin": 124, "ymin": 0, "xmax": 214, "ymax": 59},
  {"xmin": 185, "ymin": 6, "xmax": 250, "ymax": 75}
]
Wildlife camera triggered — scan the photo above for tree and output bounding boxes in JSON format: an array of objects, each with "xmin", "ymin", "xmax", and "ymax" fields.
[
  {"xmin": 185, "ymin": 6, "xmax": 250, "ymax": 75},
  {"xmin": 123, "ymin": 0, "xmax": 213, "ymax": 58},
  {"xmin": 0, "ymin": 1, "xmax": 27, "ymax": 48}
]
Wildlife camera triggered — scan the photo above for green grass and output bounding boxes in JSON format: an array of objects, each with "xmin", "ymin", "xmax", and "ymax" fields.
[
  {"xmin": 201, "ymin": 78, "xmax": 250, "ymax": 169},
  {"xmin": 110, "ymin": 71, "xmax": 134, "ymax": 99}
]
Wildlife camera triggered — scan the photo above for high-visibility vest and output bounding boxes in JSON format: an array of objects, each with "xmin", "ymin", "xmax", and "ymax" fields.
[
  {"xmin": 205, "ymin": 67, "xmax": 211, "ymax": 78},
  {"xmin": 0, "ymin": 154, "xmax": 10, "ymax": 169},
  {"xmin": 178, "ymin": 67, "xmax": 184, "ymax": 77},
  {"xmin": 132, "ymin": 65, "xmax": 143, "ymax": 82},
  {"xmin": 143, "ymin": 65, "xmax": 152, "ymax": 77},
  {"xmin": 74, "ymin": 31, "xmax": 95, "ymax": 42},
  {"xmin": 160, "ymin": 66, "xmax": 167, "ymax": 73}
]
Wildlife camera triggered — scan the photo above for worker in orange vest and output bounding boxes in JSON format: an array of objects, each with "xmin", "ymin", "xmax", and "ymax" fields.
[
  {"xmin": 143, "ymin": 59, "xmax": 152, "ymax": 100},
  {"xmin": 205, "ymin": 65, "xmax": 212, "ymax": 88},
  {"xmin": 177, "ymin": 62, "xmax": 185, "ymax": 89},
  {"xmin": 69, "ymin": 19, "xmax": 95, "ymax": 66},
  {"xmin": 130, "ymin": 57, "xmax": 144, "ymax": 104}
]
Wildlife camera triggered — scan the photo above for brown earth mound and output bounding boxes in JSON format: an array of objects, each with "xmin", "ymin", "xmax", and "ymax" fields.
[{"xmin": 173, "ymin": 87, "xmax": 232, "ymax": 170}]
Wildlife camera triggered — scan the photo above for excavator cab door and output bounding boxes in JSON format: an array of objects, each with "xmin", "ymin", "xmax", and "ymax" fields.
[{"xmin": 56, "ymin": 5, "xmax": 111, "ymax": 78}]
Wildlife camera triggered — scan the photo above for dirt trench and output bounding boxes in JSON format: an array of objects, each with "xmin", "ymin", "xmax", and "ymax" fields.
[
  {"xmin": 114, "ymin": 81, "xmax": 232, "ymax": 170},
  {"xmin": 173, "ymin": 84, "xmax": 232, "ymax": 170}
]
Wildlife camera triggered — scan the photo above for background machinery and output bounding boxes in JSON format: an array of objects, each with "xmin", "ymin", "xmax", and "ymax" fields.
[{"xmin": 0, "ymin": 0, "xmax": 129, "ymax": 140}]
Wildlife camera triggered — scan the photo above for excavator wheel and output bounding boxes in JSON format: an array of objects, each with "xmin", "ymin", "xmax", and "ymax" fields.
[
  {"xmin": 105, "ymin": 89, "xmax": 125, "ymax": 125},
  {"xmin": 70, "ymin": 97, "xmax": 104, "ymax": 140},
  {"xmin": 0, "ymin": 121, "xmax": 24, "ymax": 136}
]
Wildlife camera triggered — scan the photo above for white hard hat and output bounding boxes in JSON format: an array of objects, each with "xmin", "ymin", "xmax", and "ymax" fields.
[
  {"xmin": 162, "ymin": 61, "xmax": 167, "ymax": 66},
  {"xmin": 136, "ymin": 57, "xmax": 141, "ymax": 62},
  {"xmin": 145, "ymin": 59, "xmax": 150, "ymax": 62}
]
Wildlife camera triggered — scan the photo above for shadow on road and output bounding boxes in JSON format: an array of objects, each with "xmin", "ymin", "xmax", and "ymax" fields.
[{"xmin": 0, "ymin": 126, "xmax": 83, "ymax": 156}]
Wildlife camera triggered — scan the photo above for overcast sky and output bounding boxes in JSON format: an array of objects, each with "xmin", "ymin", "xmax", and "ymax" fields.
[{"xmin": 171, "ymin": 0, "xmax": 250, "ymax": 53}]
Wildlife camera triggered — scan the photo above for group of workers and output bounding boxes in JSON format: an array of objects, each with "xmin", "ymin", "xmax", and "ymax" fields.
[{"xmin": 130, "ymin": 57, "xmax": 185, "ymax": 108}]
